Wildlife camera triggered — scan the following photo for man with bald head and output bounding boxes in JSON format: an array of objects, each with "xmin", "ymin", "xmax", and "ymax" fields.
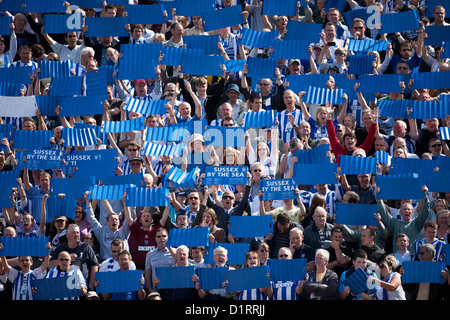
[
  {"xmin": 46, "ymin": 251, "xmax": 87, "ymax": 300},
  {"xmin": 385, "ymin": 120, "xmax": 416, "ymax": 155}
]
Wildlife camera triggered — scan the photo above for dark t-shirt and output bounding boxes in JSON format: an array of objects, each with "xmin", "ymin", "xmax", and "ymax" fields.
[{"xmin": 50, "ymin": 242, "xmax": 98, "ymax": 282}]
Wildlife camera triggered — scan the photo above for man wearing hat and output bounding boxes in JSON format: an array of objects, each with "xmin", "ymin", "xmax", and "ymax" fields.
[
  {"xmin": 180, "ymin": 133, "xmax": 220, "ymax": 173},
  {"xmin": 50, "ymin": 216, "xmax": 69, "ymax": 251},
  {"xmin": 129, "ymin": 157, "xmax": 145, "ymax": 175},
  {"xmin": 115, "ymin": 76, "xmax": 162, "ymax": 102},
  {"xmin": 287, "ymin": 59, "xmax": 302, "ymax": 75},
  {"xmin": 221, "ymin": 83, "xmax": 246, "ymax": 124}
]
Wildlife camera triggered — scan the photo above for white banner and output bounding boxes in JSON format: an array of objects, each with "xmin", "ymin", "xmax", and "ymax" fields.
[{"xmin": 0, "ymin": 96, "xmax": 37, "ymax": 117}]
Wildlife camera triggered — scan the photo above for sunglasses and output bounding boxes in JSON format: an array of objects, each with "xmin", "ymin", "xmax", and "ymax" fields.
[
  {"xmin": 189, "ymin": 197, "xmax": 199, "ymax": 200},
  {"xmin": 128, "ymin": 148, "xmax": 139, "ymax": 152},
  {"xmin": 279, "ymin": 254, "xmax": 290, "ymax": 258},
  {"xmin": 431, "ymin": 144, "xmax": 442, "ymax": 148},
  {"xmin": 222, "ymin": 195, "xmax": 234, "ymax": 200}
]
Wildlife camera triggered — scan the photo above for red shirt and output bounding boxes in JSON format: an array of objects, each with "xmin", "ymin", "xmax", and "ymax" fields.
[
  {"xmin": 129, "ymin": 221, "xmax": 162, "ymax": 266},
  {"xmin": 326, "ymin": 119, "xmax": 376, "ymax": 164}
]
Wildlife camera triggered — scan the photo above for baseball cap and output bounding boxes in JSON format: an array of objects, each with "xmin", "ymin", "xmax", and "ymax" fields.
[
  {"xmin": 289, "ymin": 59, "xmax": 301, "ymax": 65},
  {"xmin": 129, "ymin": 157, "xmax": 143, "ymax": 163},
  {"xmin": 134, "ymin": 79, "xmax": 147, "ymax": 87},
  {"xmin": 190, "ymin": 133, "xmax": 204, "ymax": 144},
  {"xmin": 225, "ymin": 83, "xmax": 239, "ymax": 93}
]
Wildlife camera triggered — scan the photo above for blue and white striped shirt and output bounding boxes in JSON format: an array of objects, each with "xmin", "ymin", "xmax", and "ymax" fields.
[
  {"xmin": 272, "ymin": 280, "xmax": 299, "ymax": 300},
  {"xmin": 46, "ymin": 266, "xmax": 87, "ymax": 300},
  {"xmin": 7, "ymin": 267, "xmax": 47, "ymax": 300},
  {"xmin": 277, "ymin": 109, "xmax": 304, "ymax": 143}
]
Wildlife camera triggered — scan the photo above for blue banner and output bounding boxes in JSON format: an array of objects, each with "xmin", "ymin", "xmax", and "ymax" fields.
[
  {"xmin": 102, "ymin": 117, "xmax": 146, "ymax": 133},
  {"xmin": 379, "ymin": 9, "xmax": 420, "ymax": 34},
  {"xmin": 347, "ymin": 38, "xmax": 389, "ymax": 52},
  {"xmin": 32, "ymin": 275, "xmax": 82, "ymax": 300},
  {"xmin": 268, "ymin": 258, "xmax": 307, "ymax": 282},
  {"xmin": 63, "ymin": 149, "xmax": 118, "ymax": 179},
  {"xmin": 338, "ymin": 155, "xmax": 377, "ymax": 174},
  {"xmin": 43, "ymin": 13, "xmax": 82, "ymax": 34},
  {"xmin": 85, "ymin": 17, "xmax": 129, "ymax": 37},
  {"xmin": 163, "ymin": 166, "xmax": 200, "ymax": 188},
  {"xmin": 402, "ymin": 261, "xmax": 445, "ymax": 284},
  {"xmin": 21, "ymin": 148, "xmax": 64, "ymax": 171},
  {"xmin": 88, "ymin": 185, "xmax": 129, "ymax": 200},
  {"xmin": 12, "ymin": 130, "xmax": 52, "ymax": 150},
  {"xmin": 202, "ymin": 166, "xmax": 248, "ymax": 186},
  {"xmin": 141, "ymin": 141, "xmax": 186, "ymax": 157},
  {"xmin": 175, "ymin": 0, "xmax": 215, "ymax": 17},
  {"xmin": 50, "ymin": 176, "xmax": 96, "ymax": 199},
  {"xmin": 0, "ymin": 16, "xmax": 12, "ymax": 36},
  {"xmin": 46, "ymin": 194, "xmax": 77, "ymax": 222},
  {"xmin": 335, "ymin": 202, "xmax": 379, "ymax": 226},
  {"xmin": 197, "ymin": 266, "xmax": 228, "ymax": 290},
  {"xmin": 183, "ymin": 35, "xmax": 220, "ymax": 55},
  {"xmin": 49, "ymin": 76, "xmax": 83, "ymax": 96},
  {"xmin": 237, "ymin": 28, "xmax": 278, "ymax": 48},
  {"xmin": 427, "ymin": 170, "xmax": 450, "ymax": 192},
  {"xmin": 124, "ymin": 97, "xmax": 168, "ymax": 115},
  {"xmin": 243, "ymin": 110, "xmax": 278, "ymax": 128},
  {"xmin": 62, "ymin": 127, "xmax": 98, "ymax": 147},
  {"xmin": 262, "ymin": 0, "xmax": 301, "ymax": 16},
  {"xmin": 225, "ymin": 265, "xmax": 271, "ymax": 293},
  {"xmin": 116, "ymin": 59, "xmax": 158, "ymax": 80},
  {"xmin": 347, "ymin": 54, "xmax": 376, "ymax": 75},
  {"xmin": 23, "ymin": 0, "xmax": 67, "ymax": 13},
  {"xmin": 375, "ymin": 173, "xmax": 425, "ymax": 200},
  {"xmin": 166, "ymin": 227, "xmax": 210, "ymax": 247},
  {"xmin": 125, "ymin": 186, "xmax": 170, "ymax": 207},
  {"xmin": 204, "ymin": 243, "xmax": 249, "ymax": 266},
  {"xmin": 246, "ymin": 56, "xmax": 277, "ymax": 81},
  {"xmin": 375, "ymin": 150, "xmax": 389, "ymax": 165},
  {"xmin": 294, "ymin": 163, "xmax": 338, "ymax": 185},
  {"xmin": 38, "ymin": 60, "xmax": 72, "ymax": 78},
  {"xmin": 293, "ymin": 144, "xmax": 330, "ymax": 164},
  {"xmin": 271, "ymin": 39, "xmax": 311, "ymax": 60},
  {"xmin": 180, "ymin": 53, "xmax": 224, "ymax": 76},
  {"xmin": 228, "ymin": 215, "xmax": 273, "ymax": 238},
  {"xmin": 303, "ymin": 86, "xmax": 344, "ymax": 105},
  {"xmin": 0, "ymin": 237, "xmax": 49, "ymax": 257},
  {"xmin": 155, "ymin": 266, "xmax": 196, "ymax": 289},
  {"xmin": 284, "ymin": 19, "xmax": 322, "ymax": 41},
  {"xmin": 341, "ymin": 267, "xmax": 368, "ymax": 295},
  {"xmin": 202, "ymin": 5, "xmax": 245, "ymax": 32},
  {"xmin": 261, "ymin": 178, "xmax": 296, "ymax": 200},
  {"xmin": 96, "ymin": 270, "xmax": 143, "ymax": 293},
  {"xmin": 125, "ymin": 4, "xmax": 167, "ymax": 25},
  {"xmin": 424, "ymin": 25, "xmax": 450, "ymax": 45}
]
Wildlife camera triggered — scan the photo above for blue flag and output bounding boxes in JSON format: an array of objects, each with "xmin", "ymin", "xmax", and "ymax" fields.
[
  {"xmin": 166, "ymin": 227, "xmax": 210, "ymax": 247},
  {"xmin": 96, "ymin": 270, "xmax": 143, "ymax": 293},
  {"xmin": 261, "ymin": 179, "xmax": 297, "ymax": 200},
  {"xmin": 228, "ymin": 215, "xmax": 273, "ymax": 238},
  {"xmin": 202, "ymin": 166, "xmax": 248, "ymax": 186},
  {"xmin": 225, "ymin": 266, "xmax": 271, "ymax": 293},
  {"xmin": 32, "ymin": 275, "xmax": 82, "ymax": 300},
  {"xmin": 335, "ymin": 203, "xmax": 379, "ymax": 226},
  {"xmin": 155, "ymin": 266, "xmax": 196, "ymax": 289},
  {"xmin": 268, "ymin": 258, "xmax": 307, "ymax": 282}
]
